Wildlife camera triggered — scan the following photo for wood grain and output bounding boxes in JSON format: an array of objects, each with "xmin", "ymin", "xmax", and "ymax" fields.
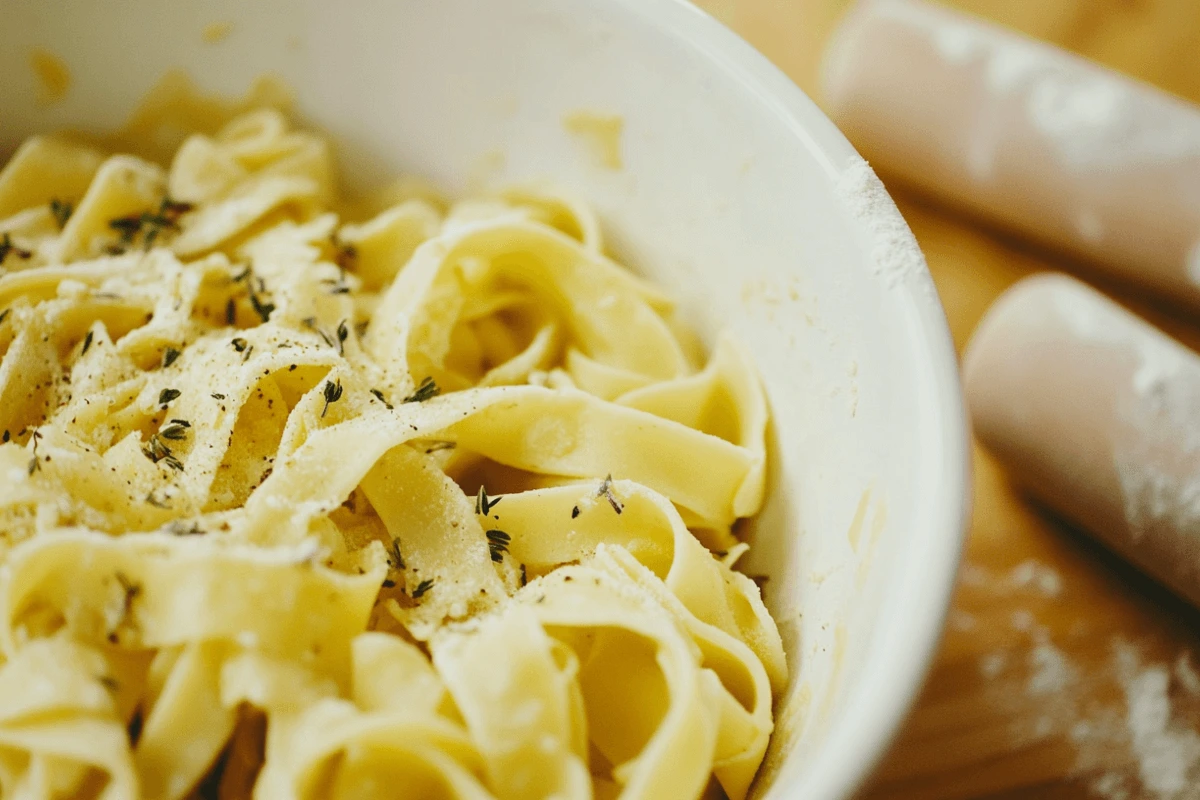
[{"xmin": 689, "ymin": 1, "xmax": 1200, "ymax": 797}]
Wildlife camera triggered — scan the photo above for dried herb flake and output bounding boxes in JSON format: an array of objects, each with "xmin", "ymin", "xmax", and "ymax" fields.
[
  {"xmin": 0, "ymin": 233, "xmax": 32, "ymax": 263},
  {"xmin": 598, "ymin": 474, "xmax": 623, "ymax": 514},
  {"xmin": 369, "ymin": 388, "xmax": 393, "ymax": 410},
  {"xmin": 145, "ymin": 491, "xmax": 171, "ymax": 509},
  {"xmin": 27, "ymin": 430, "xmax": 41, "ymax": 475}
]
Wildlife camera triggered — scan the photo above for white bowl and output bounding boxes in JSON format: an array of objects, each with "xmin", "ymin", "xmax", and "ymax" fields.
[{"xmin": 1, "ymin": 1, "xmax": 970, "ymax": 796}]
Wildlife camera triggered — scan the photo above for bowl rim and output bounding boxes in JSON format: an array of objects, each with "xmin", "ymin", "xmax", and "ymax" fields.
[{"xmin": 604, "ymin": 0, "xmax": 972, "ymax": 796}]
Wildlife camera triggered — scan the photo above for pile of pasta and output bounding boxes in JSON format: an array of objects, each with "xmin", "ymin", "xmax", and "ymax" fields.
[{"xmin": 0, "ymin": 107, "xmax": 785, "ymax": 800}]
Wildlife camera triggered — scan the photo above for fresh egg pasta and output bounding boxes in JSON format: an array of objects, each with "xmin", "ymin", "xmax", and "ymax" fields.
[{"xmin": 0, "ymin": 106, "xmax": 785, "ymax": 800}]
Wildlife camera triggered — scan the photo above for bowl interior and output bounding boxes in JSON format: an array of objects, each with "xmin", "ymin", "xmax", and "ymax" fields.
[{"xmin": 1, "ymin": 0, "xmax": 969, "ymax": 796}]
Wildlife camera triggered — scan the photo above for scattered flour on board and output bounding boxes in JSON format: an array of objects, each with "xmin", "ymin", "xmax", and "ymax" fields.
[
  {"xmin": 1122, "ymin": 665, "xmax": 1200, "ymax": 797},
  {"xmin": 965, "ymin": 582, "xmax": 1200, "ymax": 799},
  {"xmin": 1028, "ymin": 641, "xmax": 1074, "ymax": 695},
  {"xmin": 1091, "ymin": 772, "xmax": 1133, "ymax": 800},
  {"xmin": 949, "ymin": 609, "xmax": 978, "ymax": 631},
  {"xmin": 981, "ymin": 619, "xmax": 1200, "ymax": 798},
  {"xmin": 1010, "ymin": 608, "xmax": 1035, "ymax": 632},
  {"xmin": 961, "ymin": 560, "xmax": 1062, "ymax": 596},
  {"xmin": 834, "ymin": 156, "xmax": 926, "ymax": 289},
  {"xmin": 959, "ymin": 562, "xmax": 990, "ymax": 587},
  {"xmin": 1009, "ymin": 559, "xmax": 1063, "ymax": 596},
  {"xmin": 980, "ymin": 651, "xmax": 1008, "ymax": 680}
]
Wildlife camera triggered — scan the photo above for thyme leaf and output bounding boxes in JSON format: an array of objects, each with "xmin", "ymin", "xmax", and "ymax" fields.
[
  {"xmin": 302, "ymin": 317, "xmax": 336, "ymax": 349},
  {"xmin": 486, "ymin": 529, "xmax": 511, "ymax": 562},
  {"xmin": 321, "ymin": 379, "xmax": 343, "ymax": 417},
  {"xmin": 108, "ymin": 571, "xmax": 143, "ymax": 643},
  {"xmin": 159, "ymin": 422, "xmax": 188, "ymax": 441},
  {"xmin": 106, "ymin": 197, "xmax": 192, "ymax": 252},
  {"xmin": 50, "ymin": 198, "xmax": 73, "ymax": 229},
  {"xmin": 389, "ymin": 538, "xmax": 405, "ymax": 570},
  {"xmin": 142, "ymin": 432, "xmax": 185, "ymax": 472},
  {"xmin": 336, "ymin": 319, "xmax": 349, "ymax": 355},
  {"xmin": 248, "ymin": 290, "xmax": 274, "ymax": 323},
  {"xmin": 334, "ymin": 239, "xmax": 356, "ymax": 272},
  {"xmin": 401, "ymin": 376, "xmax": 439, "ymax": 404},
  {"xmin": 0, "ymin": 233, "xmax": 32, "ymax": 263},
  {"xmin": 475, "ymin": 485, "xmax": 502, "ymax": 515}
]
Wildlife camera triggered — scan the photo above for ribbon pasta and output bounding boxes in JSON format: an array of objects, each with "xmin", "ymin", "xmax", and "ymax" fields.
[{"xmin": 0, "ymin": 103, "xmax": 785, "ymax": 799}]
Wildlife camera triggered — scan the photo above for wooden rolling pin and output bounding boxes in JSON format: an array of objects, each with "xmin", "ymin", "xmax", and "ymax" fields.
[
  {"xmin": 965, "ymin": 273, "xmax": 1200, "ymax": 607},
  {"xmin": 822, "ymin": 0, "xmax": 1200, "ymax": 308}
]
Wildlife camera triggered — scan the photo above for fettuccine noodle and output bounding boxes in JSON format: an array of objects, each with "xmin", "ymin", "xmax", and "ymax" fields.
[{"xmin": 0, "ymin": 103, "xmax": 785, "ymax": 800}]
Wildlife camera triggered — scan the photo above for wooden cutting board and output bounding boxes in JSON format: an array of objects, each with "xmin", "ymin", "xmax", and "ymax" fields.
[{"xmin": 690, "ymin": 1, "xmax": 1200, "ymax": 797}]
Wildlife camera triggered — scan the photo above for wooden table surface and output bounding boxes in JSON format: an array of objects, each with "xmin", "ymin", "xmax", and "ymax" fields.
[{"xmin": 689, "ymin": 1, "xmax": 1200, "ymax": 797}]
